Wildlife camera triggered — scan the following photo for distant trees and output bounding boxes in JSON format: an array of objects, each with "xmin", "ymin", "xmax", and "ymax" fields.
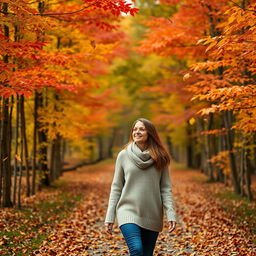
[
  {"xmin": 136, "ymin": 0, "xmax": 255, "ymax": 199},
  {"xmin": 0, "ymin": 0, "xmax": 138, "ymax": 208}
]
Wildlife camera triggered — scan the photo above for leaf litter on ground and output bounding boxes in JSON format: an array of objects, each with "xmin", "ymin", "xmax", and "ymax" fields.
[{"xmin": 1, "ymin": 160, "xmax": 255, "ymax": 255}]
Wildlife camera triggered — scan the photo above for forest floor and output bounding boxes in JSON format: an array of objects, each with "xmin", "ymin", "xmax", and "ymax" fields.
[{"xmin": 0, "ymin": 160, "xmax": 255, "ymax": 256}]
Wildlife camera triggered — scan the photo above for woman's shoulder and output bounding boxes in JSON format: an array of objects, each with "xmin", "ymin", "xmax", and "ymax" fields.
[
  {"xmin": 115, "ymin": 148, "xmax": 127, "ymax": 165},
  {"xmin": 117, "ymin": 148, "xmax": 127, "ymax": 158}
]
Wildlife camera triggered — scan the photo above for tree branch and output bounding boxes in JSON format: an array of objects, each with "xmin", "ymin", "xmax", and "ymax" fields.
[
  {"xmin": 50, "ymin": 16, "xmax": 100, "ymax": 23},
  {"xmin": 234, "ymin": 105, "xmax": 256, "ymax": 110},
  {"xmin": 35, "ymin": 2, "xmax": 99, "ymax": 16},
  {"xmin": 229, "ymin": 0, "xmax": 256, "ymax": 13},
  {"xmin": 28, "ymin": 0, "xmax": 73, "ymax": 6},
  {"xmin": 0, "ymin": 2, "xmax": 100, "ymax": 16}
]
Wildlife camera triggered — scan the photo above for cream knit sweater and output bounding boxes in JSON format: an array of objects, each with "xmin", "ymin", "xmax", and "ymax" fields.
[{"xmin": 105, "ymin": 142, "xmax": 176, "ymax": 232}]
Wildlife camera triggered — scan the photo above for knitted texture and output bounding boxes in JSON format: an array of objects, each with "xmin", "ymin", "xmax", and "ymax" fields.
[{"xmin": 105, "ymin": 142, "xmax": 176, "ymax": 232}]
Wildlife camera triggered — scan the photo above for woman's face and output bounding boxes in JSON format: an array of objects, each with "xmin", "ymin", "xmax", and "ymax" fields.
[{"xmin": 132, "ymin": 121, "xmax": 148, "ymax": 144}]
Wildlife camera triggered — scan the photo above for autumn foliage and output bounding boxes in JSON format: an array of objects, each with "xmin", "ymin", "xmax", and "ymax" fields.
[
  {"xmin": 0, "ymin": 1, "xmax": 255, "ymax": 254},
  {"xmin": 0, "ymin": 0, "xmax": 138, "ymax": 207},
  {"xmin": 136, "ymin": 0, "xmax": 255, "ymax": 199}
]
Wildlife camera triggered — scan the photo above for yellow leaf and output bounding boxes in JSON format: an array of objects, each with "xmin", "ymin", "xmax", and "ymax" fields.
[
  {"xmin": 183, "ymin": 73, "xmax": 191, "ymax": 81},
  {"xmin": 196, "ymin": 38, "xmax": 206, "ymax": 45},
  {"xmin": 206, "ymin": 40, "xmax": 217, "ymax": 52},
  {"xmin": 189, "ymin": 117, "xmax": 196, "ymax": 125},
  {"xmin": 15, "ymin": 154, "xmax": 21, "ymax": 162}
]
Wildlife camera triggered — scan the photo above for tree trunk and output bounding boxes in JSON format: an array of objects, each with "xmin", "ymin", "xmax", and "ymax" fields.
[
  {"xmin": 1, "ymin": 97, "xmax": 12, "ymax": 207},
  {"xmin": 108, "ymin": 127, "xmax": 118, "ymax": 158},
  {"xmin": 50, "ymin": 90, "xmax": 63, "ymax": 183},
  {"xmin": 239, "ymin": 134, "xmax": 245, "ymax": 196},
  {"xmin": 166, "ymin": 135, "xmax": 175, "ymax": 160},
  {"xmin": 88, "ymin": 137, "xmax": 95, "ymax": 162},
  {"xmin": 12, "ymin": 95, "xmax": 20, "ymax": 205},
  {"xmin": 244, "ymin": 137, "xmax": 253, "ymax": 201},
  {"xmin": 98, "ymin": 136, "xmax": 104, "ymax": 161},
  {"xmin": 17, "ymin": 117, "xmax": 23, "ymax": 209},
  {"xmin": 20, "ymin": 95, "xmax": 30, "ymax": 197},
  {"xmin": 223, "ymin": 111, "xmax": 240, "ymax": 194},
  {"xmin": 37, "ymin": 92, "xmax": 50, "ymax": 188},
  {"xmin": 186, "ymin": 121, "xmax": 193, "ymax": 168},
  {"xmin": 8, "ymin": 96, "xmax": 13, "ymax": 198},
  {"xmin": 55, "ymin": 135, "xmax": 62, "ymax": 179},
  {"xmin": 50, "ymin": 136, "xmax": 62, "ymax": 183},
  {"xmin": 61, "ymin": 139, "xmax": 66, "ymax": 168},
  {"xmin": 0, "ymin": 97, "xmax": 3, "ymax": 205},
  {"xmin": 1, "ymin": 3, "xmax": 12, "ymax": 207},
  {"xmin": 1, "ymin": 96, "xmax": 12, "ymax": 207},
  {"xmin": 0, "ymin": 97, "xmax": 4, "ymax": 206},
  {"xmin": 206, "ymin": 113, "xmax": 214, "ymax": 180},
  {"xmin": 32, "ymin": 93, "xmax": 38, "ymax": 195},
  {"xmin": 50, "ymin": 141, "xmax": 56, "ymax": 183},
  {"xmin": 12, "ymin": 24, "xmax": 20, "ymax": 205},
  {"xmin": 216, "ymin": 133, "xmax": 224, "ymax": 182},
  {"xmin": 197, "ymin": 117, "xmax": 209, "ymax": 175},
  {"xmin": 220, "ymin": 126, "xmax": 229, "ymax": 186},
  {"xmin": 49, "ymin": 34, "xmax": 62, "ymax": 183},
  {"xmin": 251, "ymin": 134, "xmax": 256, "ymax": 174},
  {"xmin": 37, "ymin": 2, "xmax": 49, "ymax": 188}
]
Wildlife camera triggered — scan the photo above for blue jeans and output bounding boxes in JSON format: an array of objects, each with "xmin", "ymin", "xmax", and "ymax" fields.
[{"xmin": 120, "ymin": 223, "xmax": 159, "ymax": 256}]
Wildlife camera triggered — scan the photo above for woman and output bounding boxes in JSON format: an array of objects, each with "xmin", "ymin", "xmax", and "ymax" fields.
[{"xmin": 104, "ymin": 118, "xmax": 176, "ymax": 256}]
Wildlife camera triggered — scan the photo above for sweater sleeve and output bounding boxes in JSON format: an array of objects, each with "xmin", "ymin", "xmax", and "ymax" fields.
[
  {"xmin": 105, "ymin": 152, "xmax": 125, "ymax": 223},
  {"xmin": 160, "ymin": 166, "xmax": 177, "ymax": 222}
]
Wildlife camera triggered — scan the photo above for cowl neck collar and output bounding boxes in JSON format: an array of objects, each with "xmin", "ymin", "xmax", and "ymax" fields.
[{"xmin": 127, "ymin": 142, "xmax": 154, "ymax": 169}]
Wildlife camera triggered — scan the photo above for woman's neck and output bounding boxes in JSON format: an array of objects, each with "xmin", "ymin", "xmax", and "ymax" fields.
[{"xmin": 135, "ymin": 142, "xmax": 147, "ymax": 152}]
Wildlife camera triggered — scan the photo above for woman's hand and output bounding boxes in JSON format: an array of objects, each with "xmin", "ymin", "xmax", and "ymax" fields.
[
  {"xmin": 104, "ymin": 222, "xmax": 113, "ymax": 235},
  {"xmin": 168, "ymin": 221, "xmax": 176, "ymax": 233}
]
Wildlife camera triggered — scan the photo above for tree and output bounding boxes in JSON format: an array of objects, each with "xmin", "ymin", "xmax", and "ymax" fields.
[
  {"xmin": 0, "ymin": 0, "xmax": 138, "ymax": 207},
  {"xmin": 135, "ymin": 0, "xmax": 255, "ymax": 198}
]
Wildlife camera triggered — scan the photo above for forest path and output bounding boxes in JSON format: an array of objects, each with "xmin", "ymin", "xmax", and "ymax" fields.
[{"xmin": 32, "ymin": 160, "xmax": 255, "ymax": 256}]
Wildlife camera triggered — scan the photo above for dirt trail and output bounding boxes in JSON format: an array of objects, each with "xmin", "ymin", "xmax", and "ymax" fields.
[{"xmin": 32, "ymin": 161, "xmax": 255, "ymax": 256}]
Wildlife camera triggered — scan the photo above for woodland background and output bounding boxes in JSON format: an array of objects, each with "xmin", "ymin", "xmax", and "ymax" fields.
[{"xmin": 0, "ymin": 0, "xmax": 255, "ymax": 255}]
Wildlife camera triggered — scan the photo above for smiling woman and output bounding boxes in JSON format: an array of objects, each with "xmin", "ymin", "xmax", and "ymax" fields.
[
  {"xmin": 104, "ymin": 118, "xmax": 176, "ymax": 256},
  {"xmin": 129, "ymin": 118, "xmax": 171, "ymax": 170},
  {"xmin": 132, "ymin": 121, "xmax": 148, "ymax": 150}
]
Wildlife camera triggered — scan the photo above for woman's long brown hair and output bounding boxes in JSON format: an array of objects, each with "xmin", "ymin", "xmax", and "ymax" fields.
[{"xmin": 127, "ymin": 118, "xmax": 171, "ymax": 171}]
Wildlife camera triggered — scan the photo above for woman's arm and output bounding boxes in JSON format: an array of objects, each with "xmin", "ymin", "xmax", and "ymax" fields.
[
  {"xmin": 105, "ymin": 152, "xmax": 125, "ymax": 224},
  {"xmin": 160, "ymin": 166, "xmax": 176, "ymax": 223}
]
